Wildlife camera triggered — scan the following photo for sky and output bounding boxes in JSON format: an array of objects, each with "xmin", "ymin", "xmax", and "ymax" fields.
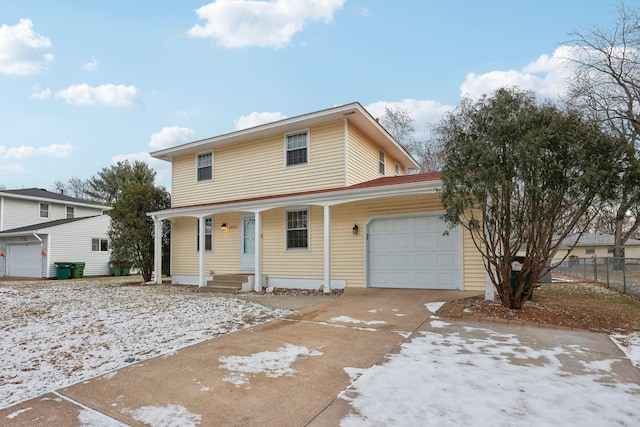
[{"xmin": 0, "ymin": 0, "xmax": 625, "ymax": 191}]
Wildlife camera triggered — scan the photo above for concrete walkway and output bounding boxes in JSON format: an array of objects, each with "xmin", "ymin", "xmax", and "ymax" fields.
[{"xmin": 2, "ymin": 288, "xmax": 638, "ymax": 426}]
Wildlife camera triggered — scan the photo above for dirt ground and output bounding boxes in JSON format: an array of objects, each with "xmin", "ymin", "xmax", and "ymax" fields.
[{"xmin": 443, "ymin": 280, "xmax": 640, "ymax": 334}]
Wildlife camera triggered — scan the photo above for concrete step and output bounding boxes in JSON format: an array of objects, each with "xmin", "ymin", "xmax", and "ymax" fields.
[{"xmin": 199, "ymin": 274, "xmax": 253, "ymax": 294}]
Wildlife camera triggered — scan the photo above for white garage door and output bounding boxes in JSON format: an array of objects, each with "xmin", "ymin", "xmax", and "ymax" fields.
[
  {"xmin": 8, "ymin": 243, "xmax": 43, "ymax": 278},
  {"xmin": 367, "ymin": 215, "xmax": 461, "ymax": 289}
]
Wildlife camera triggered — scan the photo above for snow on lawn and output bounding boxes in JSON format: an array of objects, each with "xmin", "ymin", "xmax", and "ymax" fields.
[
  {"xmin": 0, "ymin": 278, "xmax": 291, "ymax": 410},
  {"xmin": 340, "ymin": 319, "xmax": 640, "ymax": 426}
]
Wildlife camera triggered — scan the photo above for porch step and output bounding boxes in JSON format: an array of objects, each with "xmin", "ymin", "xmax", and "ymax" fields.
[{"xmin": 199, "ymin": 274, "xmax": 253, "ymax": 294}]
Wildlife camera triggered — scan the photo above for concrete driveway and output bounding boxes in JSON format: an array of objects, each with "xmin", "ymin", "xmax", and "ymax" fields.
[{"xmin": 2, "ymin": 288, "xmax": 638, "ymax": 426}]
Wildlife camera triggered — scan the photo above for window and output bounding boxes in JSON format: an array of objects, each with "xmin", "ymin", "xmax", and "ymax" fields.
[
  {"xmin": 286, "ymin": 209, "xmax": 309, "ymax": 249},
  {"xmin": 585, "ymin": 247, "xmax": 595, "ymax": 255},
  {"xmin": 286, "ymin": 131, "xmax": 308, "ymax": 166},
  {"xmin": 66, "ymin": 206, "xmax": 75, "ymax": 219},
  {"xmin": 608, "ymin": 247, "xmax": 615, "ymax": 254},
  {"xmin": 196, "ymin": 217, "xmax": 213, "ymax": 252},
  {"xmin": 378, "ymin": 149, "xmax": 386, "ymax": 175},
  {"xmin": 39, "ymin": 203, "xmax": 49, "ymax": 218},
  {"xmin": 92, "ymin": 238, "xmax": 109, "ymax": 252},
  {"xmin": 197, "ymin": 152, "xmax": 213, "ymax": 181},
  {"xmin": 394, "ymin": 161, "xmax": 400, "ymax": 176}
]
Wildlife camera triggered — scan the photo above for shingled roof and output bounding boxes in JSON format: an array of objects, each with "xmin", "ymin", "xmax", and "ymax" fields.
[{"xmin": 1, "ymin": 188, "xmax": 108, "ymax": 208}]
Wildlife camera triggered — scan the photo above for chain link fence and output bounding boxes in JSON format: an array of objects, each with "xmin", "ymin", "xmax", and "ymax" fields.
[{"xmin": 553, "ymin": 257, "xmax": 640, "ymax": 298}]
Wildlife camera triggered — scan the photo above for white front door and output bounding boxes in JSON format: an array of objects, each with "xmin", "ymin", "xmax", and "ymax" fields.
[{"xmin": 240, "ymin": 215, "xmax": 255, "ymax": 272}]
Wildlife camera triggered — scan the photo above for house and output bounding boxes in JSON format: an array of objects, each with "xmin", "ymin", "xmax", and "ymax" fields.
[
  {"xmin": 147, "ymin": 102, "xmax": 486, "ymax": 292},
  {"xmin": 554, "ymin": 232, "xmax": 640, "ymax": 262},
  {"xmin": 0, "ymin": 188, "xmax": 111, "ymax": 278}
]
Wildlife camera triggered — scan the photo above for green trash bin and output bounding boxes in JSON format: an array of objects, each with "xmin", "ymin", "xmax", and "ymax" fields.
[
  {"xmin": 54, "ymin": 262, "xmax": 73, "ymax": 280},
  {"xmin": 71, "ymin": 262, "xmax": 85, "ymax": 279},
  {"xmin": 109, "ymin": 262, "xmax": 121, "ymax": 276}
]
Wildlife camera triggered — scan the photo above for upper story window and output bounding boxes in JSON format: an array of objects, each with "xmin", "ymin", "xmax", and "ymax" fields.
[
  {"xmin": 196, "ymin": 217, "xmax": 213, "ymax": 252},
  {"xmin": 394, "ymin": 161, "xmax": 400, "ymax": 176},
  {"xmin": 92, "ymin": 238, "xmax": 109, "ymax": 252},
  {"xmin": 66, "ymin": 206, "xmax": 75, "ymax": 219},
  {"xmin": 378, "ymin": 149, "xmax": 386, "ymax": 175},
  {"xmin": 286, "ymin": 131, "xmax": 308, "ymax": 167},
  {"xmin": 585, "ymin": 247, "xmax": 595, "ymax": 255},
  {"xmin": 39, "ymin": 203, "xmax": 49, "ymax": 219},
  {"xmin": 197, "ymin": 152, "xmax": 213, "ymax": 182},
  {"xmin": 286, "ymin": 209, "xmax": 309, "ymax": 250}
]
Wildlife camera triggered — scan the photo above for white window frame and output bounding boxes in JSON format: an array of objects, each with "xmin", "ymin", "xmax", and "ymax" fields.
[
  {"xmin": 378, "ymin": 149, "xmax": 386, "ymax": 175},
  {"xmin": 39, "ymin": 203, "xmax": 49, "ymax": 219},
  {"xmin": 196, "ymin": 216, "xmax": 213, "ymax": 252},
  {"xmin": 66, "ymin": 206, "xmax": 75, "ymax": 219},
  {"xmin": 92, "ymin": 238, "xmax": 109, "ymax": 252},
  {"xmin": 285, "ymin": 130, "xmax": 309, "ymax": 168},
  {"xmin": 585, "ymin": 247, "xmax": 595, "ymax": 255},
  {"xmin": 196, "ymin": 151, "xmax": 213, "ymax": 182},
  {"xmin": 394, "ymin": 161, "xmax": 400, "ymax": 176},
  {"xmin": 285, "ymin": 208, "xmax": 310, "ymax": 251}
]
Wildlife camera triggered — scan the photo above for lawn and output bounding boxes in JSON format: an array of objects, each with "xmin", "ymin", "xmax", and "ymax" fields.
[{"xmin": 0, "ymin": 278, "xmax": 291, "ymax": 410}]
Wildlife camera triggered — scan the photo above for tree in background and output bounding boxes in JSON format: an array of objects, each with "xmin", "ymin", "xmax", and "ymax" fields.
[
  {"xmin": 436, "ymin": 87, "xmax": 624, "ymax": 309},
  {"xmin": 108, "ymin": 182, "xmax": 170, "ymax": 282},
  {"xmin": 51, "ymin": 177, "xmax": 98, "ymax": 201},
  {"xmin": 565, "ymin": 2, "xmax": 640, "ymax": 257},
  {"xmin": 88, "ymin": 160, "xmax": 170, "ymax": 282},
  {"xmin": 380, "ymin": 106, "xmax": 445, "ymax": 172},
  {"xmin": 86, "ymin": 160, "xmax": 157, "ymax": 205}
]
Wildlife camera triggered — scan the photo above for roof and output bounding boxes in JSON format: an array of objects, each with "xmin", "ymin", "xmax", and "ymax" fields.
[
  {"xmin": 150, "ymin": 102, "xmax": 420, "ymax": 170},
  {"xmin": 1, "ymin": 188, "xmax": 109, "ymax": 209},
  {"xmin": 0, "ymin": 216, "xmax": 102, "ymax": 236},
  {"xmin": 149, "ymin": 172, "xmax": 441, "ymax": 219},
  {"xmin": 561, "ymin": 232, "xmax": 640, "ymax": 248}
]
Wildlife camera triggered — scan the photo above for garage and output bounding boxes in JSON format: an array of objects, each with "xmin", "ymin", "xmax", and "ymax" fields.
[
  {"xmin": 7, "ymin": 243, "xmax": 43, "ymax": 278},
  {"xmin": 367, "ymin": 215, "xmax": 461, "ymax": 289}
]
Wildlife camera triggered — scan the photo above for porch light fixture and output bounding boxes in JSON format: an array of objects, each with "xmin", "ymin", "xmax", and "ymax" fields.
[
  {"xmin": 221, "ymin": 223, "xmax": 228, "ymax": 232},
  {"xmin": 352, "ymin": 224, "xmax": 359, "ymax": 235}
]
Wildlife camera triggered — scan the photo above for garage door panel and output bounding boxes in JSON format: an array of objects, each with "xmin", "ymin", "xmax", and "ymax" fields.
[
  {"xmin": 8, "ymin": 243, "xmax": 43, "ymax": 277},
  {"xmin": 368, "ymin": 215, "xmax": 461, "ymax": 290}
]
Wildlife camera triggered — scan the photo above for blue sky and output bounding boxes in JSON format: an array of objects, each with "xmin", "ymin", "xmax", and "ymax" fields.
[{"xmin": 0, "ymin": 0, "xmax": 623, "ymax": 191}]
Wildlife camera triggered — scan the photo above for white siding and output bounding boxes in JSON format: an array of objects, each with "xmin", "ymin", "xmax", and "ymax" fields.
[
  {"xmin": 0, "ymin": 197, "xmax": 105, "ymax": 231},
  {"xmin": 42, "ymin": 215, "xmax": 111, "ymax": 277}
]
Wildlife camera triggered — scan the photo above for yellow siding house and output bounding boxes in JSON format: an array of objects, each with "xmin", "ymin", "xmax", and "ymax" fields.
[{"xmin": 147, "ymin": 103, "xmax": 485, "ymax": 292}]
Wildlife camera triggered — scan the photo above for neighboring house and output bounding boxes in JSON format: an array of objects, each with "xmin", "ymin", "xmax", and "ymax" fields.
[
  {"xmin": 147, "ymin": 102, "xmax": 486, "ymax": 292},
  {"xmin": 554, "ymin": 232, "xmax": 640, "ymax": 261},
  {"xmin": 0, "ymin": 188, "xmax": 111, "ymax": 278}
]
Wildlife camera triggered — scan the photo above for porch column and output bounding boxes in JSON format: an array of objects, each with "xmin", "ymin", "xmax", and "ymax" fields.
[
  {"xmin": 254, "ymin": 211, "xmax": 262, "ymax": 292},
  {"xmin": 324, "ymin": 205, "xmax": 331, "ymax": 293},
  {"xmin": 198, "ymin": 216, "xmax": 205, "ymax": 287},
  {"xmin": 153, "ymin": 216, "xmax": 162, "ymax": 284}
]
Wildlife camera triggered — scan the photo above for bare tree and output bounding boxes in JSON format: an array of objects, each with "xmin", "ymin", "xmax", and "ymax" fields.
[
  {"xmin": 380, "ymin": 106, "xmax": 445, "ymax": 172},
  {"xmin": 51, "ymin": 177, "xmax": 96, "ymax": 200},
  {"xmin": 565, "ymin": 2, "xmax": 640, "ymax": 257}
]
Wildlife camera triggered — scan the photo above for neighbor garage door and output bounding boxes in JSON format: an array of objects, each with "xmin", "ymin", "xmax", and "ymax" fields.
[
  {"xmin": 367, "ymin": 215, "xmax": 461, "ymax": 289},
  {"xmin": 8, "ymin": 243, "xmax": 43, "ymax": 278}
]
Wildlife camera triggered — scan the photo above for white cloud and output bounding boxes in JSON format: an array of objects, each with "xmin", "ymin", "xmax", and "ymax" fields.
[
  {"xmin": 38, "ymin": 143, "xmax": 75, "ymax": 158},
  {"xmin": 187, "ymin": 0, "xmax": 345, "ymax": 48},
  {"xmin": 0, "ymin": 18, "xmax": 54, "ymax": 75},
  {"xmin": 460, "ymin": 45, "xmax": 576, "ymax": 100},
  {"xmin": 366, "ymin": 98, "xmax": 454, "ymax": 138},
  {"xmin": 55, "ymin": 83, "xmax": 142, "ymax": 108},
  {"xmin": 83, "ymin": 57, "xmax": 98, "ymax": 71},
  {"xmin": 234, "ymin": 111, "xmax": 287, "ymax": 130},
  {"xmin": 149, "ymin": 126, "xmax": 196, "ymax": 149},
  {"xmin": 0, "ymin": 142, "xmax": 74, "ymax": 160},
  {"xmin": 30, "ymin": 83, "xmax": 51, "ymax": 100},
  {"xmin": 175, "ymin": 108, "xmax": 199, "ymax": 117}
]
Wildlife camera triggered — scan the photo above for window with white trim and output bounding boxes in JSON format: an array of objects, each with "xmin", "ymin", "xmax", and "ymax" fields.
[
  {"xmin": 378, "ymin": 149, "xmax": 386, "ymax": 175},
  {"xmin": 394, "ymin": 161, "xmax": 400, "ymax": 176},
  {"xmin": 39, "ymin": 203, "xmax": 49, "ymax": 219},
  {"xmin": 286, "ymin": 209, "xmax": 309, "ymax": 249},
  {"xmin": 197, "ymin": 152, "xmax": 213, "ymax": 182},
  {"xmin": 196, "ymin": 217, "xmax": 213, "ymax": 252},
  {"xmin": 92, "ymin": 238, "xmax": 109, "ymax": 252},
  {"xmin": 286, "ymin": 131, "xmax": 308, "ymax": 166},
  {"xmin": 585, "ymin": 247, "xmax": 595, "ymax": 255},
  {"xmin": 66, "ymin": 206, "xmax": 75, "ymax": 219}
]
